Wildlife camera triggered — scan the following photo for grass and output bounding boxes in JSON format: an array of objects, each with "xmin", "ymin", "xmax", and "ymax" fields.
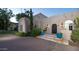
[{"xmin": 0, "ymin": 31, "xmax": 17, "ymax": 36}]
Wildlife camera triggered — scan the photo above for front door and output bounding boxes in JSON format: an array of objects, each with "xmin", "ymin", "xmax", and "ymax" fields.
[{"xmin": 52, "ymin": 24, "xmax": 57, "ymax": 34}]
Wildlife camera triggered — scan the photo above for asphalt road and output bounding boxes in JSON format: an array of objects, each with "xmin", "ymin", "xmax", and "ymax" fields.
[{"xmin": 0, "ymin": 35, "xmax": 79, "ymax": 51}]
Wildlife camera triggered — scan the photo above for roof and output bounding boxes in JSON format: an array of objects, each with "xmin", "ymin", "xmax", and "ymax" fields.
[{"xmin": 34, "ymin": 13, "xmax": 48, "ymax": 18}]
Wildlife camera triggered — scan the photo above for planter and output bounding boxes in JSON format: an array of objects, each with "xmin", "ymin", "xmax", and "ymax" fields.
[
  {"xmin": 56, "ymin": 33, "xmax": 63, "ymax": 38},
  {"xmin": 40, "ymin": 32, "xmax": 45, "ymax": 35}
]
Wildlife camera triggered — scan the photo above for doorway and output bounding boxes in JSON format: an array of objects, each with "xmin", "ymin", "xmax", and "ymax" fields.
[{"xmin": 52, "ymin": 24, "xmax": 57, "ymax": 34}]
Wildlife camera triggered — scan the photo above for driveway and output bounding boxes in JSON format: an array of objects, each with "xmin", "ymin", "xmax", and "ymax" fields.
[{"xmin": 0, "ymin": 35, "xmax": 79, "ymax": 51}]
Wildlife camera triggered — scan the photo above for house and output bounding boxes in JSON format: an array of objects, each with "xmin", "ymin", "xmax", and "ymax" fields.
[
  {"xmin": 18, "ymin": 11, "xmax": 79, "ymax": 42},
  {"xmin": 18, "ymin": 17, "xmax": 30, "ymax": 32},
  {"xmin": 8, "ymin": 22, "xmax": 18, "ymax": 31}
]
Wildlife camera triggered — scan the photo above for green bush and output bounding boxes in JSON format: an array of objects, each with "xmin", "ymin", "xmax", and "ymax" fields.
[
  {"xmin": 71, "ymin": 16, "xmax": 79, "ymax": 43},
  {"xmin": 15, "ymin": 27, "xmax": 41, "ymax": 37},
  {"xmin": 25, "ymin": 32, "xmax": 32, "ymax": 36},
  {"xmin": 71, "ymin": 29, "xmax": 79, "ymax": 43},
  {"xmin": 31, "ymin": 27, "xmax": 41, "ymax": 37},
  {"xmin": 16, "ymin": 32, "xmax": 27, "ymax": 37}
]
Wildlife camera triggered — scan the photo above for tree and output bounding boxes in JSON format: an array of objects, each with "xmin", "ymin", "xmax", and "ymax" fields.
[
  {"xmin": 74, "ymin": 17, "xmax": 79, "ymax": 28},
  {"xmin": 24, "ymin": 9, "xmax": 33, "ymax": 31},
  {"xmin": 16, "ymin": 13, "xmax": 29, "ymax": 21},
  {"xmin": 29, "ymin": 9, "xmax": 33, "ymax": 31},
  {"xmin": 0, "ymin": 8, "xmax": 14, "ymax": 30},
  {"xmin": 71, "ymin": 16, "xmax": 79, "ymax": 43}
]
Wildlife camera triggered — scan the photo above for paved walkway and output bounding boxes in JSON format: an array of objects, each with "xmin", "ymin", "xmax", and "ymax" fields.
[
  {"xmin": 37, "ymin": 34, "xmax": 68, "ymax": 45},
  {"xmin": 0, "ymin": 35, "xmax": 79, "ymax": 51}
]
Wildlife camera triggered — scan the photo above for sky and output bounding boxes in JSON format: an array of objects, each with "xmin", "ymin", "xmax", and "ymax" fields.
[{"xmin": 10, "ymin": 8, "xmax": 79, "ymax": 23}]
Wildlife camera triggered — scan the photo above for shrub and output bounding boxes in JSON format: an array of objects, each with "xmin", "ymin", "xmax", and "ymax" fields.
[
  {"xmin": 31, "ymin": 27, "xmax": 41, "ymax": 37},
  {"xmin": 16, "ymin": 27, "xmax": 41, "ymax": 37},
  {"xmin": 16, "ymin": 32, "xmax": 27, "ymax": 37},
  {"xmin": 71, "ymin": 29, "xmax": 79, "ymax": 43},
  {"xmin": 71, "ymin": 16, "xmax": 79, "ymax": 43},
  {"xmin": 25, "ymin": 32, "xmax": 32, "ymax": 36}
]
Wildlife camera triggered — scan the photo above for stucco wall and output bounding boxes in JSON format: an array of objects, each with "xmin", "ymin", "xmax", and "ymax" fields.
[
  {"xmin": 33, "ymin": 13, "xmax": 47, "ymax": 29},
  {"xmin": 41, "ymin": 11, "xmax": 79, "ymax": 34},
  {"xmin": 37, "ymin": 11, "xmax": 79, "ymax": 43},
  {"xmin": 18, "ymin": 17, "xmax": 30, "ymax": 33},
  {"xmin": 18, "ymin": 11, "xmax": 79, "ymax": 34}
]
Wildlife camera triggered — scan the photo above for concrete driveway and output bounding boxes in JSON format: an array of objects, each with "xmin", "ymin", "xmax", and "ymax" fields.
[{"xmin": 0, "ymin": 35, "xmax": 79, "ymax": 51}]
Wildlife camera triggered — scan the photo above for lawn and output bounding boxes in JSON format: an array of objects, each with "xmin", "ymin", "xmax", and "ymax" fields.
[{"xmin": 0, "ymin": 31, "xmax": 17, "ymax": 37}]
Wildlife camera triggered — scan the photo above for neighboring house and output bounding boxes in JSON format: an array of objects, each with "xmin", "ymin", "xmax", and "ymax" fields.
[
  {"xmin": 18, "ymin": 11, "xmax": 79, "ymax": 41},
  {"xmin": 8, "ymin": 22, "xmax": 18, "ymax": 31}
]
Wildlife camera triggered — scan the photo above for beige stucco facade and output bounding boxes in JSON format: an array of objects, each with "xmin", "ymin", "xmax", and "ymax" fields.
[
  {"xmin": 18, "ymin": 17, "xmax": 30, "ymax": 33},
  {"xmin": 33, "ymin": 13, "xmax": 47, "ymax": 28},
  {"xmin": 18, "ymin": 11, "xmax": 79, "ymax": 43},
  {"xmin": 38, "ymin": 11, "xmax": 79, "ymax": 34},
  {"xmin": 34, "ymin": 11, "xmax": 79, "ymax": 44},
  {"xmin": 18, "ymin": 11, "xmax": 79, "ymax": 34}
]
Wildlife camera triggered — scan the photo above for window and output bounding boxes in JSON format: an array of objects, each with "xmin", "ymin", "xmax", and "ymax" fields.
[
  {"xmin": 69, "ymin": 23, "xmax": 73, "ymax": 30},
  {"xmin": 20, "ymin": 25, "xmax": 23, "ymax": 31},
  {"xmin": 69, "ymin": 26, "xmax": 73, "ymax": 30}
]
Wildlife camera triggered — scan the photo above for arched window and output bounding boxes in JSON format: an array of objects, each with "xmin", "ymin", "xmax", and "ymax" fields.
[
  {"xmin": 69, "ymin": 23, "xmax": 73, "ymax": 30},
  {"xmin": 64, "ymin": 20, "xmax": 74, "ymax": 30}
]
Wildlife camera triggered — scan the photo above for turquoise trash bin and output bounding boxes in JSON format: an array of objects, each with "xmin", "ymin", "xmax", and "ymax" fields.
[{"xmin": 56, "ymin": 33, "xmax": 63, "ymax": 38}]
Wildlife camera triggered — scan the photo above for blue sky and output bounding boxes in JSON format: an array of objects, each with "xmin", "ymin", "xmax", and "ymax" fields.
[
  {"xmin": 10, "ymin": 8, "xmax": 79, "ymax": 23},
  {"xmin": 33, "ymin": 8, "xmax": 79, "ymax": 16}
]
